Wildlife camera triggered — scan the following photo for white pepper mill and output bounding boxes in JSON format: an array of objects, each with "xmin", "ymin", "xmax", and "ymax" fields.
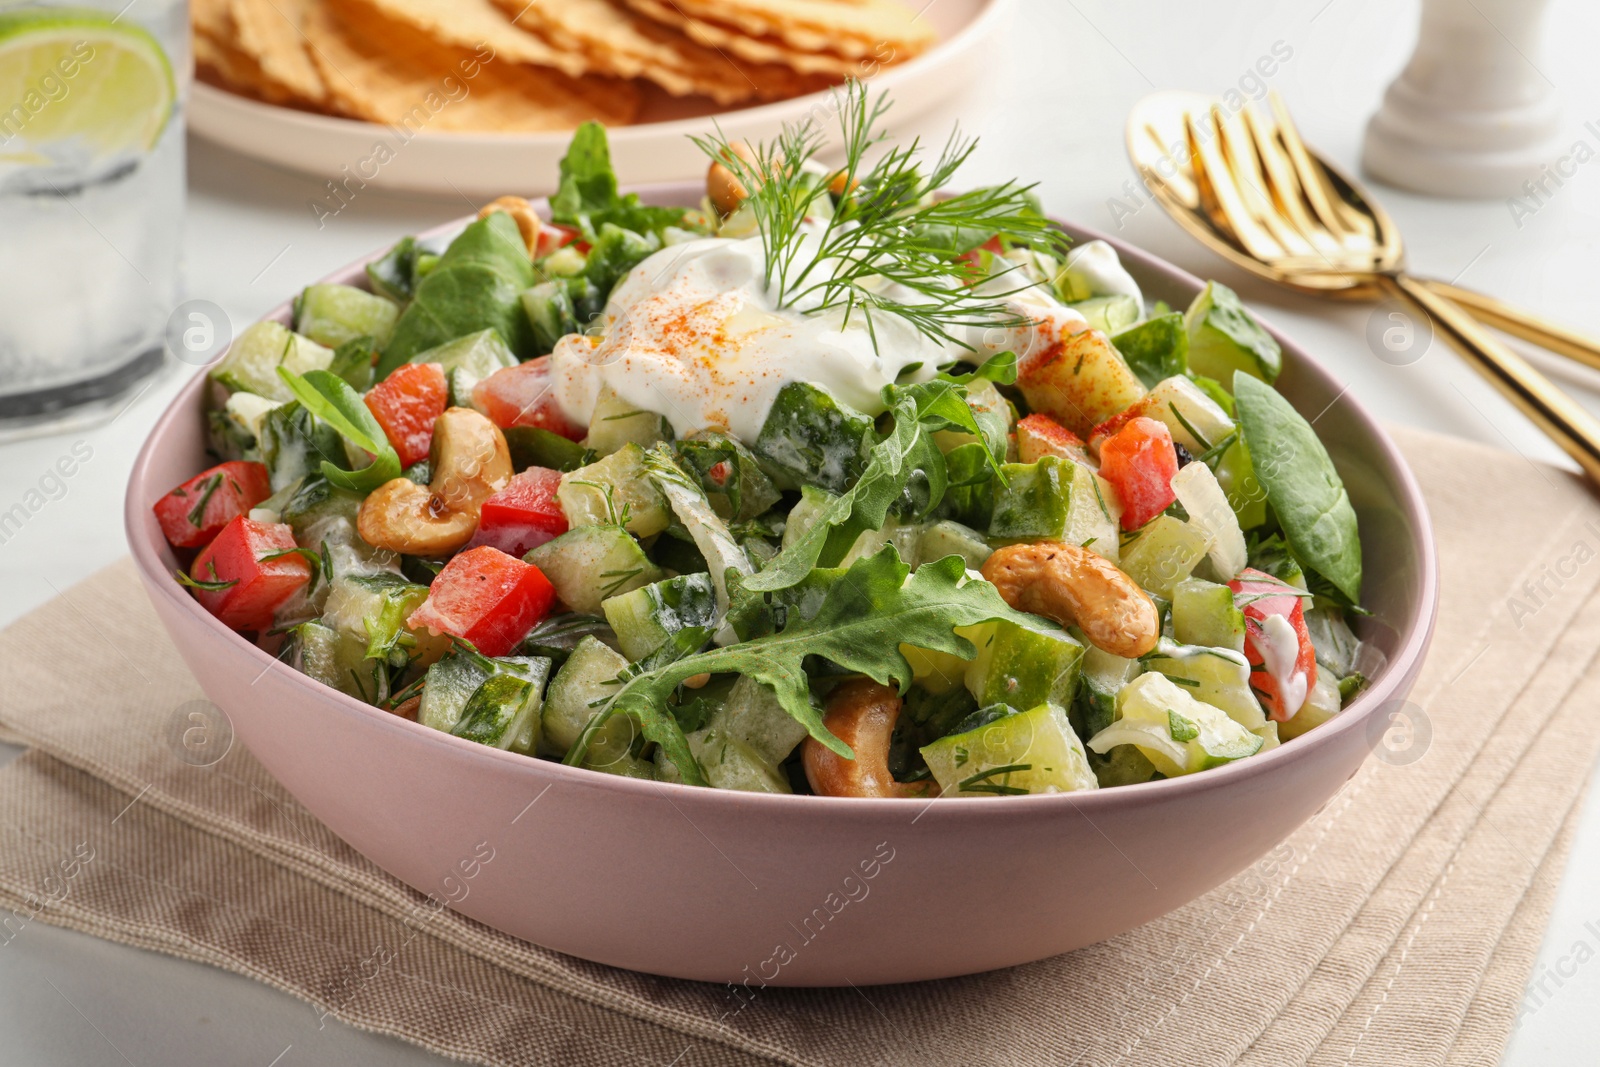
[{"xmin": 1362, "ymin": 0, "xmax": 1564, "ymax": 198}]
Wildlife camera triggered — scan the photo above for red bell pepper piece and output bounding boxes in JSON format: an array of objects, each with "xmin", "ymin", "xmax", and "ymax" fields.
[
  {"xmin": 471, "ymin": 356, "xmax": 585, "ymax": 440},
  {"xmin": 365, "ymin": 361, "xmax": 448, "ymax": 469},
  {"xmin": 1229, "ymin": 567, "xmax": 1318, "ymax": 722},
  {"xmin": 187, "ymin": 516, "xmax": 312, "ymax": 631},
  {"xmin": 466, "ymin": 467, "xmax": 569, "ymax": 557},
  {"xmin": 407, "ymin": 546, "xmax": 556, "ymax": 658},
  {"xmin": 534, "ymin": 221, "xmax": 582, "ymax": 259},
  {"xmin": 153, "ymin": 460, "xmax": 273, "ymax": 550},
  {"xmin": 1096, "ymin": 416, "xmax": 1179, "ymax": 530}
]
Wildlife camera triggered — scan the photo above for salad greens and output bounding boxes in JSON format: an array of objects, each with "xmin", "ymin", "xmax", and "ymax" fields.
[{"xmin": 173, "ymin": 86, "xmax": 1373, "ymax": 800}]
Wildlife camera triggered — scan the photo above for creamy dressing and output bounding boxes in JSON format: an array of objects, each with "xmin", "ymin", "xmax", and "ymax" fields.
[
  {"xmin": 1063, "ymin": 240, "xmax": 1144, "ymax": 305},
  {"xmin": 547, "ymin": 229, "xmax": 1093, "ymax": 443},
  {"xmin": 1257, "ymin": 612, "xmax": 1309, "ymax": 718}
]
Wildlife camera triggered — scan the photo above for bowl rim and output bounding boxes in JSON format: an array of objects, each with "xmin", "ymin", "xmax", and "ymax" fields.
[{"xmin": 125, "ymin": 183, "xmax": 1439, "ymax": 818}]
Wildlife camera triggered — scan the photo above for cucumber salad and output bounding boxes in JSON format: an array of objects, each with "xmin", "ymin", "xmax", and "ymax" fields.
[{"xmin": 159, "ymin": 86, "xmax": 1373, "ymax": 797}]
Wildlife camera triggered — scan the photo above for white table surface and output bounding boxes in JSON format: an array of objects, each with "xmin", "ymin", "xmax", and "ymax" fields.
[{"xmin": 4, "ymin": 0, "xmax": 1600, "ymax": 1061}]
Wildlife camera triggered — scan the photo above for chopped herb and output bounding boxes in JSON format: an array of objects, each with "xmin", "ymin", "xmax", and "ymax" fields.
[
  {"xmin": 1167, "ymin": 710, "xmax": 1199, "ymax": 742},
  {"xmin": 1167, "ymin": 401, "xmax": 1213, "ymax": 452},
  {"xmin": 1090, "ymin": 476, "xmax": 1111, "ymax": 522},
  {"xmin": 186, "ymin": 473, "xmax": 223, "ymax": 528},
  {"xmin": 175, "ymin": 561, "xmax": 238, "ymax": 593}
]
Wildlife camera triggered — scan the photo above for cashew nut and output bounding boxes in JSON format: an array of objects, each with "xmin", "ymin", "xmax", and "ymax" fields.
[
  {"xmin": 803, "ymin": 678, "xmax": 939, "ymax": 799},
  {"xmin": 478, "ymin": 195, "xmax": 542, "ymax": 254},
  {"xmin": 706, "ymin": 141, "xmax": 758, "ymax": 216},
  {"xmin": 357, "ymin": 407, "xmax": 513, "ymax": 556},
  {"xmin": 981, "ymin": 541, "xmax": 1159, "ymax": 658}
]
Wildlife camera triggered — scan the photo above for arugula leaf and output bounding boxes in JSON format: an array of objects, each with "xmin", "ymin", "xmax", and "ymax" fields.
[
  {"xmin": 275, "ymin": 368, "xmax": 401, "ymax": 494},
  {"xmin": 1233, "ymin": 372, "xmax": 1362, "ymax": 603},
  {"xmin": 566, "ymin": 547, "xmax": 1048, "ymax": 773},
  {"xmin": 552, "ymin": 122, "xmax": 691, "ymax": 240},
  {"xmin": 938, "ymin": 349, "xmax": 1018, "ymax": 387}
]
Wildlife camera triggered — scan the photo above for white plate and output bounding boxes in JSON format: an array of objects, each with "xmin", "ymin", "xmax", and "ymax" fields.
[{"xmin": 188, "ymin": 0, "xmax": 1011, "ymax": 198}]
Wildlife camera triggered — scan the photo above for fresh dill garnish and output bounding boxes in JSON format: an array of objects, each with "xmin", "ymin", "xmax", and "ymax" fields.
[
  {"xmin": 1167, "ymin": 402, "xmax": 1213, "ymax": 453},
  {"xmin": 186, "ymin": 473, "xmax": 223, "ymax": 527},
  {"xmin": 691, "ymin": 81, "xmax": 1071, "ymax": 353},
  {"xmin": 175, "ymin": 560, "xmax": 237, "ymax": 593},
  {"xmin": 958, "ymin": 762, "xmax": 1033, "ymax": 795},
  {"xmin": 572, "ymin": 479, "xmax": 632, "ymax": 529},
  {"xmin": 599, "ymin": 566, "xmax": 643, "ymax": 598}
]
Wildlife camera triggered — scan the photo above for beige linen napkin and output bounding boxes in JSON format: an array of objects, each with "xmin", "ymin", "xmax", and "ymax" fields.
[{"xmin": 0, "ymin": 424, "xmax": 1596, "ymax": 1066}]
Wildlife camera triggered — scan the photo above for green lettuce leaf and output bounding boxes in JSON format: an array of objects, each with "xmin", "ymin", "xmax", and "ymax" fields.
[
  {"xmin": 564, "ymin": 547, "xmax": 1048, "ymax": 777},
  {"xmin": 551, "ymin": 122, "xmax": 690, "ymax": 240},
  {"xmin": 275, "ymin": 367, "xmax": 400, "ymax": 494}
]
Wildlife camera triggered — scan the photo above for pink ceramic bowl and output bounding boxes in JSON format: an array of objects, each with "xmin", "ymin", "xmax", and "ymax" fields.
[{"xmin": 126, "ymin": 186, "xmax": 1437, "ymax": 986}]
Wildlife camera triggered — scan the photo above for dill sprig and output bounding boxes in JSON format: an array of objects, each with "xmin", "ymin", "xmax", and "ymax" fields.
[{"xmin": 690, "ymin": 82, "xmax": 1071, "ymax": 353}]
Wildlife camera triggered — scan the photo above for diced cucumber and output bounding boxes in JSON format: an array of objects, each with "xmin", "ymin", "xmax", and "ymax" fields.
[
  {"xmin": 418, "ymin": 650, "xmax": 544, "ymax": 735},
  {"xmin": 1067, "ymin": 294, "xmax": 1141, "ymax": 334},
  {"xmin": 921, "ymin": 702, "xmax": 1099, "ymax": 795},
  {"xmin": 752, "ymin": 381, "xmax": 874, "ymax": 493},
  {"xmin": 1172, "ymin": 577, "xmax": 1246, "ymax": 652},
  {"xmin": 1184, "ymin": 281, "xmax": 1281, "ymax": 386},
  {"xmin": 1142, "ymin": 638, "xmax": 1265, "ymax": 730},
  {"xmin": 1141, "ymin": 375, "xmax": 1236, "ymax": 454},
  {"xmin": 1087, "ymin": 672, "xmax": 1263, "ymax": 776},
  {"xmin": 322, "ymin": 572, "xmax": 447, "ymax": 670},
  {"xmin": 504, "ymin": 426, "xmax": 593, "ymax": 473},
  {"xmin": 1254, "ymin": 721, "xmax": 1281, "ymax": 753},
  {"xmin": 211, "ymin": 321, "xmax": 334, "ymax": 401},
  {"xmin": 1305, "ymin": 606, "xmax": 1362, "ymax": 678},
  {"xmin": 327, "ymin": 336, "xmax": 377, "ymax": 393},
  {"xmin": 279, "ymin": 475, "xmax": 363, "ymax": 545},
  {"xmin": 221, "ymin": 392, "xmax": 282, "ymax": 448},
  {"xmin": 586, "ymin": 384, "xmax": 672, "ymax": 457},
  {"xmin": 674, "ymin": 431, "xmax": 781, "ymax": 521},
  {"xmin": 449, "ymin": 660, "xmax": 553, "ymax": 754},
  {"xmin": 287, "ymin": 619, "xmax": 376, "ymax": 703},
  {"xmin": 557, "ymin": 443, "xmax": 671, "ymax": 537},
  {"xmin": 411, "ymin": 327, "xmax": 517, "ymax": 378},
  {"xmin": 1074, "ymin": 644, "xmax": 1141, "ymax": 738},
  {"xmin": 1112, "ymin": 312, "xmax": 1188, "ymax": 388},
  {"xmin": 1119, "ymin": 515, "xmax": 1210, "ymax": 597},
  {"xmin": 1278, "ymin": 670, "xmax": 1342, "ymax": 741},
  {"xmin": 1171, "ymin": 461, "xmax": 1247, "ymax": 579},
  {"xmin": 712, "ymin": 675, "xmax": 810, "ymax": 767},
  {"xmin": 1090, "ymin": 744, "xmax": 1160, "ymax": 788},
  {"xmin": 521, "ymin": 280, "xmax": 581, "ymax": 354},
  {"xmin": 989, "ymin": 456, "xmax": 1121, "ymax": 564},
  {"xmin": 259, "ymin": 400, "xmax": 345, "ymax": 492},
  {"xmin": 1213, "ymin": 434, "xmax": 1268, "ymax": 530},
  {"xmin": 678, "ymin": 730, "xmax": 791, "ymax": 793},
  {"xmin": 601, "ymin": 573, "xmax": 717, "ymax": 661},
  {"xmin": 899, "ymin": 642, "xmax": 972, "ymax": 695},
  {"xmin": 840, "ymin": 519, "xmax": 921, "ymax": 568},
  {"xmin": 918, "ymin": 519, "xmax": 992, "ymax": 569},
  {"xmin": 296, "ymin": 283, "xmax": 399, "ymax": 350},
  {"xmin": 964, "ymin": 619, "xmax": 1084, "ymax": 712},
  {"xmin": 541, "ymin": 637, "xmax": 652, "ymax": 776},
  {"xmin": 523, "ymin": 525, "xmax": 663, "ymax": 615}
]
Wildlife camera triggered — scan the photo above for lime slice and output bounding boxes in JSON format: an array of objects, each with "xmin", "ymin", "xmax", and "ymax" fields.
[{"xmin": 0, "ymin": 8, "xmax": 176, "ymax": 158}]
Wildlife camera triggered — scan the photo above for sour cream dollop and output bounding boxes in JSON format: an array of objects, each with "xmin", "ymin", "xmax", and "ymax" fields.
[{"xmin": 551, "ymin": 236, "xmax": 965, "ymax": 442}]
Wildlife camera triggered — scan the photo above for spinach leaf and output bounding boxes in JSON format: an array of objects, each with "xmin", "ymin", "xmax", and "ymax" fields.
[
  {"xmin": 276, "ymin": 367, "xmax": 401, "ymax": 494},
  {"xmin": 1233, "ymin": 372, "xmax": 1362, "ymax": 603},
  {"xmin": 377, "ymin": 213, "xmax": 535, "ymax": 376}
]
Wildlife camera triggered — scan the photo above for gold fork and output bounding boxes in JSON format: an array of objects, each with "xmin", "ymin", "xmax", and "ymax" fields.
[{"xmin": 1128, "ymin": 91, "xmax": 1600, "ymax": 483}]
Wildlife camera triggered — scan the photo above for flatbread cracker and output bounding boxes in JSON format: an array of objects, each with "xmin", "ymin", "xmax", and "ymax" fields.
[
  {"xmin": 194, "ymin": 28, "xmax": 307, "ymax": 106},
  {"xmin": 230, "ymin": 0, "xmax": 327, "ymax": 105},
  {"xmin": 305, "ymin": 0, "xmax": 639, "ymax": 131},
  {"xmin": 667, "ymin": 0, "xmax": 936, "ymax": 58},
  {"xmin": 330, "ymin": 0, "xmax": 591, "ymax": 79},
  {"xmin": 623, "ymin": 0, "xmax": 884, "ymax": 76},
  {"xmin": 499, "ymin": 0, "xmax": 830, "ymax": 103}
]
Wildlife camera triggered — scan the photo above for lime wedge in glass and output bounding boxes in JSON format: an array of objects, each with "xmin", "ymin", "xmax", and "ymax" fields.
[{"xmin": 0, "ymin": 8, "xmax": 176, "ymax": 159}]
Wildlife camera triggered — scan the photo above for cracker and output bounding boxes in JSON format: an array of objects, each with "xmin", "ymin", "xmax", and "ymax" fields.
[
  {"xmin": 667, "ymin": 0, "xmax": 935, "ymax": 59},
  {"xmin": 304, "ymin": 0, "xmax": 639, "ymax": 131},
  {"xmin": 623, "ymin": 0, "xmax": 881, "ymax": 77},
  {"xmin": 194, "ymin": 28, "xmax": 305, "ymax": 106},
  {"xmin": 500, "ymin": 0, "xmax": 830, "ymax": 103},
  {"xmin": 332, "ymin": 0, "xmax": 591, "ymax": 79},
  {"xmin": 229, "ymin": 0, "xmax": 326, "ymax": 106}
]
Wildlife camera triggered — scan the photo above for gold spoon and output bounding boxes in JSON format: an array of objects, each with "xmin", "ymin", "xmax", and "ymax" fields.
[{"xmin": 1127, "ymin": 89, "xmax": 1600, "ymax": 483}]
